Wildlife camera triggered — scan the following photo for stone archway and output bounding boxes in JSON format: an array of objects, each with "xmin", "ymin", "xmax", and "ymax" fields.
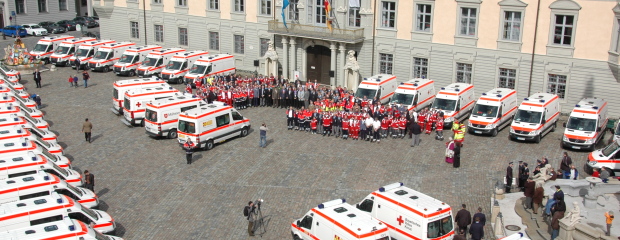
[{"xmin": 343, "ymin": 50, "xmax": 360, "ymax": 91}]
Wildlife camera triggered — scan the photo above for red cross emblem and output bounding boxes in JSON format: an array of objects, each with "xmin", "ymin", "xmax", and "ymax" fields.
[
  {"xmin": 164, "ymin": 113, "xmax": 168, "ymax": 118},
  {"xmin": 136, "ymin": 102, "xmax": 141, "ymax": 107},
  {"xmin": 397, "ymin": 216, "xmax": 404, "ymax": 226}
]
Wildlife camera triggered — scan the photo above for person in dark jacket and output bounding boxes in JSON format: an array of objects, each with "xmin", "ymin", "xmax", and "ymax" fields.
[
  {"xmin": 33, "ymin": 69, "xmax": 42, "ymax": 88},
  {"xmin": 506, "ymin": 162, "xmax": 514, "ymax": 193},
  {"xmin": 453, "ymin": 142, "xmax": 461, "ymax": 168},
  {"xmin": 454, "ymin": 204, "xmax": 471, "ymax": 235},
  {"xmin": 453, "ymin": 229, "xmax": 466, "ymax": 240},
  {"xmin": 410, "ymin": 119, "xmax": 422, "ymax": 147},
  {"xmin": 551, "ymin": 196, "xmax": 566, "ymax": 240},
  {"xmin": 533, "ymin": 182, "xmax": 544, "ymax": 214},
  {"xmin": 560, "ymin": 152, "xmax": 572, "ymax": 178},
  {"xmin": 472, "ymin": 207, "xmax": 486, "ymax": 226},
  {"xmin": 524, "ymin": 177, "xmax": 535, "ymax": 209},
  {"xmin": 469, "ymin": 217, "xmax": 484, "ymax": 240}
]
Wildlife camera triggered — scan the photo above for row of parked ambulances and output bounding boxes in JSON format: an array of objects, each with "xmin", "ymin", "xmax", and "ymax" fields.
[
  {"xmin": 111, "ymin": 76, "xmax": 251, "ymax": 151},
  {"xmin": 43, "ymin": 36, "xmax": 237, "ymax": 85},
  {"xmin": 0, "ymin": 74, "xmax": 124, "ymax": 239}
]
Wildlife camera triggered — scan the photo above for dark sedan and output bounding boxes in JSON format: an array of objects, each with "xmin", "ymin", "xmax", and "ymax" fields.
[
  {"xmin": 39, "ymin": 21, "xmax": 67, "ymax": 34},
  {"xmin": 56, "ymin": 20, "xmax": 77, "ymax": 31},
  {"xmin": 73, "ymin": 17, "xmax": 98, "ymax": 28}
]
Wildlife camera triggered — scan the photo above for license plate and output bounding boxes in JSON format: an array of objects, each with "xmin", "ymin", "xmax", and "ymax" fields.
[
  {"xmin": 178, "ymin": 134, "xmax": 185, "ymax": 139},
  {"xmin": 517, "ymin": 137, "xmax": 525, "ymax": 140},
  {"xmin": 572, "ymin": 146, "xmax": 581, "ymax": 149},
  {"xmin": 474, "ymin": 131, "xmax": 482, "ymax": 134}
]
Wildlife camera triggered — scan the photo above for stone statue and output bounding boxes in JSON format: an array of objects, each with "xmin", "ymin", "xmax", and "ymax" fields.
[
  {"xmin": 532, "ymin": 164, "xmax": 552, "ymax": 184},
  {"xmin": 268, "ymin": 40, "xmax": 275, "ymax": 52},
  {"xmin": 344, "ymin": 50, "xmax": 360, "ymax": 72},
  {"xmin": 562, "ymin": 201, "xmax": 582, "ymax": 226}
]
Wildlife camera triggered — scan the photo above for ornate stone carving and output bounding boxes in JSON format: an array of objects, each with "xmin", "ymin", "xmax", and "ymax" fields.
[
  {"xmin": 562, "ymin": 202, "xmax": 582, "ymax": 226},
  {"xmin": 263, "ymin": 40, "xmax": 278, "ymax": 60},
  {"xmin": 343, "ymin": 50, "xmax": 359, "ymax": 72}
]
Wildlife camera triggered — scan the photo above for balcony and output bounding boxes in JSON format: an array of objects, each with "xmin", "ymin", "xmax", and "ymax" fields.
[{"xmin": 268, "ymin": 20, "xmax": 365, "ymax": 44}]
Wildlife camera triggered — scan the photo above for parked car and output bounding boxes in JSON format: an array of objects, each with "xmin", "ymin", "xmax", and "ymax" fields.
[
  {"xmin": 21, "ymin": 24, "xmax": 48, "ymax": 36},
  {"xmin": 56, "ymin": 20, "xmax": 77, "ymax": 31},
  {"xmin": 1, "ymin": 25, "xmax": 27, "ymax": 37},
  {"xmin": 91, "ymin": 16, "xmax": 100, "ymax": 24},
  {"xmin": 73, "ymin": 16, "xmax": 98, "ymax": 28},
  {"xmin": 39, "ymin": 21, "xmax": 67, "ymax": 34}
]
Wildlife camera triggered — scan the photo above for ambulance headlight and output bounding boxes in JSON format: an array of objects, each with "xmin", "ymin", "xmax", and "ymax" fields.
[
  {"xmin": 588, "ymin": 161, "xmax": 597, "ymax": 166},
  {"xmin": 485, "ymin": 124, "xmax": 494, "ymax": 129},
  {"xmin": 529, "ymin": 131, "xmax": 537, "ymax": 135},
  {"xmin": 563, "ymin": 135, "xmax": 569, "ymax": 141},
  {"xmin": 445, "ymin": 117, "xmax": 454, "ymax": 123},
  {"xmin": 584, "ymin": 138, "xmax": 595, "ymax": 144},
  {"xmin": 510, "ymin": 128, "xmax": 515, "ymax": 133}
]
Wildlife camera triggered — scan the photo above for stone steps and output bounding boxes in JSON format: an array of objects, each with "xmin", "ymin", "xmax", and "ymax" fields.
[{"xmin": 514, "ymin": 197, "xmax": 550, "ymax": 240}]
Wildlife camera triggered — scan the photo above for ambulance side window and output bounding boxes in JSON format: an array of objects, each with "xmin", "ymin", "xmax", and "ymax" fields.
[
  {"xmin": 357, "ymin": 199, "xmax": 374, "ymax": 213},
  {"xmin": 181, "ymin": 106, "xmax": 197, "ymax": 112},
  {"xmin": 412, "ymin": 94, "xmax": 419, "ymax": 106},
  {"xmin": 181, "ymin": 61, "xmax": 188, "ymax": 69},
  {"xmin": 68, "ymin": 48, "xmax": 75, "ymax": 54},
  {"xmin": 614, "ymin": 151, "xmax": 620, "ymax": 160},
  {"xmin": 107, "ymin": 53, "xmax": 114, "ymax": 60},
  {"xmin": 231, "ymin": 111, "xmax": 243, "ymax": 121},
  {"xmin": 156, "ymin": 59, "xmax": 162, "ymax": 66},
  {"xmin": 299, "ymin": 215, "xmax": 313, "ymax": 229},
  {"xmin": 133, "ymin": 56, "xmax": 140, "ymax": 63},
  {"xmin": 216, "ymin": 114, "xmax": 230, "ymax": 127}
]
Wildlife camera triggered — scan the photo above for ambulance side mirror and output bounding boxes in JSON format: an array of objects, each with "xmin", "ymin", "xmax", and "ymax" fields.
[
  {"xmin": 542, "ymin": 119, "xmax": 546, "ymax": 124},
  {"xmin": 563, "ymin": 122, "xmax": 567, "ymax": 128},
  {"xmin": 356, "ymin": 203, "xmax": 360, "ymax": 208},
  {"xmin": 597, "ymin": 127, "xmax": 602, "ymax": 132},
  {"xmin": 296, "ymin": 220, "xmax": 301, "ymax": 226}
]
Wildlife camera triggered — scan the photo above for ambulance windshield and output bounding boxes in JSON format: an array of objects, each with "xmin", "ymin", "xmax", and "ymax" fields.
[
  {"xmin": 432, "ymin": 98, "xmax": 457, "ymax": 112},
  {"xmin": 166, "ymin": 60, "xmax": 185, "ymax": 70},
  {"xmin": 514, "ymin": 110, "xmax": 542, "ymax": 124},
  {"xmin": 55, "ymin": 46, "xmax": 71, "ymax": 54},
  {"xmin": 143, "ymin": 57, "xmax": 159, "ymax": 66},
  {"xmin": 427, "ymin": 215, "xmax": 453, "ymax": 238},
  {"xmin": 355, "ymin": 88, "xmax": 377, "ymax": 99},
  {"xmin": 189, "ymin": 64, "xmax": 208, "ymax": 74},
  {"xmin": 76, "ymin": 48, "xmax": 90, "ymax": 57},
  {"xmin": 602, "ymin": 141, "xmax": 620, "ymax": 157},
  {"xmin": 178, "ymin": 120, "xmax": 196, "ymax": 133},
  {"xmin": 391, "ymin": 93, "xmax": 415, "ymax": 105},
  {"xmin": 33, "ymin": 44, "xmax": 49, "ymax": 52},
  {"xmin": 64, "ymin": 182, "xmax": 84, "ymax": 197},
  {"xmin": 93, "ymin": 50, "xmax": 109, "ymax": 60},
  {"xmin": 566, "ymin": 117, "xmax": 597, "ymax": 132},
  {"xmin": 118, "ymin": 54, "xmax": 135, "ymax": 63},
  {"xmin": 145, "ymin": 109, "xmax": 158, "ymax": 122},
  {"xmin": 472, "ymin": 104, "xmax": 498, "ymax": 118},
  {"xmin": 94, "ymin": 229, "xmax": 112, "ymax": 240}
]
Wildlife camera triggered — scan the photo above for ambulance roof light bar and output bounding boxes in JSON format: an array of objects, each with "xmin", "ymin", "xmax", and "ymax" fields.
[
  {"xmin": 62, "ymin": 216, "xmax": 76, "ymax": 231},
  {"xmin": 28, "ymin": 151, "xmax": 36, "ymax": 161},
  {"xmin": 379, "ymin": 182, "xmax": 404, "ymax": 192},
  {"xmin": 318, "ymin": 198, "xmax": 346, "ymax": 209}
]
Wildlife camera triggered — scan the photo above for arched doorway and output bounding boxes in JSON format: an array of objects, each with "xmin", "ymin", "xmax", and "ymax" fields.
[{"xmin": 306, "ymin": 45, "xmax": 331, "ymax": 85}]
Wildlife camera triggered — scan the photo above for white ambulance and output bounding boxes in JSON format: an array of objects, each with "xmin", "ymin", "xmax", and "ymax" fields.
[
  {"xmin": 356, "ymin": 182, "xmax": 455, "ymax": 240},
  {"xmin": 0, "ymin": 152, "xmax": 79, "ymax": 186},
  {"xmin": 586, "ymin": 138, "xmax": 620, "ymax": 175},
  {"xmin": 291, "ymin": 199, "xmax": 390, "ymax": 240},
  {"xmin": 161, "ymin": 50, "xmax": 209, "ymax": 84},
  {"xmin": 0, "ymin": 113, "xmax": 48, "ymax": 130},
  {"xmin": 0, "ymin": 115, "xmax": 28, "ymax": 129},
  {"xmin": 355, "ymin": 74, "xmax": 399, "ymax": 104},
  {"xmin": 2, "ymin": 88, "xmax": 39, "ymax": 109},
  {"xmin": 0, "ymin": 62, "xmax": 22, "ymax": 84},
  {"xmin": 0, "ymin": 95, "xmax": 36, "ymax": 111},
  {"xmin": 29, "ymin": 35, "xmax": 75, "ymax": 64},
  {"xmin": 0, "ymin": 101, "xmax": 43, "ymax": 118},
  {"xmin": 432, "ymin": 83, "xmax": 476, "ymax": 128},
  {"xmin": 177, "ymin": 104, "xmax": 251, "ymax": 150},
  {"xmin": 2, "ymin": 217, "xmax": 123, "ymax": 240},
  {"xmin": 183, "ymin": 54, "xmax": 236, "ymax": 85},
  {"xmin": 0, "ymin": 193, "xmax": 115, "ymax": 233},
  {"xmin": 468, "ymin": 88, "xmax": 518, "ymax": 137},
  {"xmin": 0, "ymin": 139, "xmax": 71, "ymax": 169},
  {"xmin": 111, "ymin": 77, "xmax": 168, "ymax": 115},
  {"xmin": 0, "ymin": 127, "xmax": 61, "ymax": 154},
  {"xmin": 88, "ymin": 42, "xmax": 136, "ymax": 72},
  {"xmin": 0, "ymin": 126, "xmax": 57, "ymax": 144},
  {"xmin": 0, "ymin": 78, "xmax": 26, "ymax": 93},
  {"xmin": 113, "ymin": 45, "xmax": 162, "ymax": 76},
  {"xmin": 510, "ymin": 93, "xmax": 561, "ymax": 143},
  {"xmin": 389, "ymin": 78, "xmax": 436, "ymax": 111},
  {"xmin": 121, "ymin": 86, "xmax": 180, "ymax": 127},
  {"xmin": 0, "ymin": 171, "xmax": 98, "ymax": 208},
  {"xmin": 137, "ymin": 48, "xmax": 186, "ymax": 77},
  {"xmin": 144, "ymin": 93, "xmax": 207, "ymax": 139},
  {"xmin": 561, "ymin": 98, "xmax": 609, "ymax": 151},
  {"xmin": 50, "ymin": 37, "xmax": 96, "ymax": 67},
  {"xmin": 70, "ymin": 39, "xmax": 116, "ymax": 70}
]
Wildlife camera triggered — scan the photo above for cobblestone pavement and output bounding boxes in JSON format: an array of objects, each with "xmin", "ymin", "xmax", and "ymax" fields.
[{"xmin": 17, "ymin": 55, "xmax": 599, "ymax": 239}]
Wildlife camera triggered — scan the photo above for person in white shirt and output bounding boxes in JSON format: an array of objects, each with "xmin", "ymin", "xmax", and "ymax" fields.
[
  {"xmin": 569, "ymin": 165, "xmax": 579, "ymax": 180},
  {"xmin": 365, "ymin": 116, "xmax": 374, "ymax": 141},
  {"xmin": 372, "ymin": 117, "xmax": 381, "ymax": 143}
]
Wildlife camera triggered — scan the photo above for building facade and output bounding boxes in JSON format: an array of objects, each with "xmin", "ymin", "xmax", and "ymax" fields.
[
  {"xmin": 0, "ymin": 0, "xmax": 80, "ymax": 27},
  {"xmin": 95, "ymin": 0, "xmax": 620, "ymax": 115}
]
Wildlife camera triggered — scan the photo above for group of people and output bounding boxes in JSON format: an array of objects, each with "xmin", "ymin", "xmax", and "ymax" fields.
[
  {"xmin": 454, "ymin": 204, "xmax": 486, "ymax": 240},
  {"xmin": 67, "ymin": 70, "xmax": 91, "ymax": 88}
]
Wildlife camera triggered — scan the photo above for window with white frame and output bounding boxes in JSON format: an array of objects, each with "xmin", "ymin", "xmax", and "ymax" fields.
[
  {"xmin": 209, "ymin": 32, "xmax": 219, "ymax": 50},
  {"xmin": 260, "ymin": 0, "xmax": 271, "ymax": 15},
  {"xmin": 38, "ymin": 0, "xmax": 47, "ymax": 12},
  {"xmin": 288, "ymin": 0, "xmax": 299, "ymax": 21},
  {"xmin": 177, "ymin": 0, "xmax": 186, "ymax": 6},
  {"xmin": 379, "ymin": 53, "xmax": 393, "ymax": 75},
  {"xmin": 260, "ymin": 38, "xmax": 270, "ymax": 57},
  {"xmin": 234, "ymin": 35, "xmax": 245, "ymax": 54},
  {"xmin": 412, "ymin": 58, "xmax": 428, "ymax": 79},
  {"xmin": 381, "ymin": 1, "xmax": 396, "ymax": 28},
  {"xmin": 456, "ymin": 63, "xmax": 472, "ymax": 83},
  {"xmin": 15, "ymin": 0, "xmax": 25, "ymax": 13},
  {"xmin": 130, "ymin": 22, "xmax": 139, "ymax": 39},
  {"xmin": 348, "ymin": 0, "xmax": 361, "ymax": 27},
  {"xmin": 314, "ymin": 0, "xmax": 326, "ymax": 24},
  {"xmin": 208, "ymin": 0, "xmax": 218, "ymax": 10},
  {"xmin": 179, "ymin": 28, "xmax": 188, "ymax": 46},
  {"xmin": 58, "ymin": 0, "xmax": 67, "ymax": 10},
  {"xmin": 498, "ymin": 68, "xmax": 516, "ymax": 89},
  {"xmin": 553, "ymin": 15, "xmax": 574, "ymax": 46},
  {"xmin": 547, "ymin": 74, "xmax": 566, "ymax": 98},
  {"xmin": 502, "ymin": 11, "xmax": 521, "ymax": 41},
  {"xmin": 234, "ymin": 0, "xmax": 244, "ymax": 12},
  {"xmin": 416, "ymin": 4, "xmax": 432, "ymax": 32},
  {"xmin": 459, "ymin": 7, "xmax": 477, "ymax": 36},
  {"xmin": 154, "ymin": 25, "xmax": 164, "ymax": 42}
]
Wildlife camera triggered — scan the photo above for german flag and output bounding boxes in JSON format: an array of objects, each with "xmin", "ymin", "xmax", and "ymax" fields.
[{"xmin": 324, "ymin": 0, "xmax": 332, "ymax": 32}]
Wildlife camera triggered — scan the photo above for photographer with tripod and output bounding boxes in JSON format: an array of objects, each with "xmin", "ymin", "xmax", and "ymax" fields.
[{"xmin": 244, "ymin": 199, "xmax": 264, "ymax": 237}]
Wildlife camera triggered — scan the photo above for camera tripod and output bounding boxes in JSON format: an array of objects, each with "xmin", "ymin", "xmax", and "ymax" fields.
[{"xmin": 252, "ymin": 205, "xmax": 266, "ymax": 237}]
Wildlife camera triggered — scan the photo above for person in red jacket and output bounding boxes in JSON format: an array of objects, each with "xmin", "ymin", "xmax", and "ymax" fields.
[
  {"xmin": 390, "ymin": 115, "xmax": 399, "ymax": 138},
  {"xmin": 425, "ymin": 110, "xmax": 434, "ymax": 134},
  {"xmin": 310, "ymin": 117, "xmax": 318, "ymax": 134},
  {"xmin": 350, "ymin": 118, "xmax": 359, "ymax": 140},
  {"xmin": 418, "ymin": 109, "xmax": 426, "ymax": 128},
  {"xmin": 398, "ymin": 116, "xmax": 407, "ymax": 138},
  {"xmin": 435, "ymin": 112, "xmax": 445, "ymax": 140},
  {"xmin": 185, "ymin": 83, "xmax": 192, "ymax": 94},
  {"xmin": 323, "ymin": 112, "xmax": 332, "ymax": 136},
  {"xmin": 342, "ymin": 117, "xmax": 350, "ymax": 139}
]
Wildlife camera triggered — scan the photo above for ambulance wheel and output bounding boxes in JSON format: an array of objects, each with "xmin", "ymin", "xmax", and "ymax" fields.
[
  {"xmin": 491, "ymin": 128, "xmax": 498, "ymax": 137},
  {"xmin": 204, "ymin": 140, "xmax": 214, "ymax": 150},
  {"xmin": 534, "ymin": 135, "xmax": 541, "ymax": 143},
  {"xmin": 240, "ymin": 127, "xmax": 249, "ymax": 137},
  {"xmin": 104, "ymin": 66, "xmax": 110, "ymax": 72},
  {"xmin": 128, "ymin": 70, "xmax": 136, "ymax": 77},
  {"xmin": 168, "ymin": 129, "xmax": 177, "ymax": 139},
  {"xmin": 292, "ymin": 235, "xmax": 302, "ymax": 240},
  {"xmin": 140, "ymin": 120, "xmax": 145, "ymax": 127},
  {"xmin": 551, "ymin": 122, "xmax": 557, "ymax": 132}
]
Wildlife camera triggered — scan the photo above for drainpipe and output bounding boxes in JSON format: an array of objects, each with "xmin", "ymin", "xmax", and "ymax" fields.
[
  {"xmin": 527, "ymin": 0, "xmax": 542, "ymax": 96},
  {"xmin": 370, "ymin": 0, "xmax": 377, "ymax": 76},
  {"xmin": 143, "ymin": 0, "xmax": 147, "ymax": 45}
]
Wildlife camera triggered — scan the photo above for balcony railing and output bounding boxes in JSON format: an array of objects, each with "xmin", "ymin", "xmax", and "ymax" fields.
[{"xmin": 268, "ymin": 20, "xmax": 365, "ymax": 44}]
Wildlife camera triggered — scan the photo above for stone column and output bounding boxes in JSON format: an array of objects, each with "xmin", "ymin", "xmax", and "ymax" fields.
[
  {"xmin": 338, "ymin": 43, "xmax": 346, "ymax": 87},
  {"xmin": 282, "ymin": 37, "xmax": 289, "ymax": 79},
  {"xmin": 87, "ymin": 0, "xmax": 93, "ymax": 17},
  {"xmin": 290, "ymin": 37, "xmax": 297, "ymax": 80},
  {"xmin": 330, "ymin": 42, "xmax": 336, "ymax": 87}
]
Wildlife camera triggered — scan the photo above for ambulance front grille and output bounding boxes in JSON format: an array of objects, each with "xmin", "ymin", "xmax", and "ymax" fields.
[
  {"xmin": 471, "ymin": 124, "xmax": 486, "ymax": 128},
  {"xmin": 514, "ymin": 130, "xmax": 529, "ymax": 135},
  {"xmin": 568, "ymin": 138, "xmax": 586, "ymax": 143},
  {"xmin": 114, "ymin": 66, "xmax": 122, "ymax": 72},
  {"xmin": 137, "ymin": 70, "xmax": 145, "ymax": 76},
  {"xmin": 161, "ymin": 74, "xmax": 170, "ymax": 80},
  {"xmin": 51, "ymin": 58, "xmax": 58, "ymax": 63},
  {"xmin": 88, "ymin": 63, "xmax": 96, "ymax": 69}
]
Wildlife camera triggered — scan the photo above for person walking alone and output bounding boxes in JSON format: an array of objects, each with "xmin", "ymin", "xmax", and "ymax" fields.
[
  {"xmin": 81, "ymin": 118, "xmax": 92, "ymax": 143},
  {"xmin": 410, "ymin": 119, "xmax": 422, "ymax": 147},
  {"xmin": 183, "ymin": 138, "xmax": 195, "ymax": 164},
  {"xmin": 83, "ymin": 170, "xmax": 94, "ymax": 192},
  {"xmin": 82, "ymin": 70, "xmax": 90, "ymax": 88},
  {"xmin": 33, "ymin": 69, "xmax": 42, "ymax": 88},
  {"xmin": 605, "ymin": 211, "xmax": 614, "ymax": 236},
  {"xmin": 259, "ymin": 123, "xmax": 268, "ymax": 148}
]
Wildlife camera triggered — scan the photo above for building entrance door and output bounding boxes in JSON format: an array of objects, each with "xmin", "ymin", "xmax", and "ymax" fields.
[{"xmin": 306, "ymin": 45, "xmax": 330, "ymax": 85}]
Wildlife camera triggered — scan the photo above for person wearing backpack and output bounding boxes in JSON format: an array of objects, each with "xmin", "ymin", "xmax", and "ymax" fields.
[{"xmin": 244, "ymin": 201, "xmax": 256, "ymax": 236}]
